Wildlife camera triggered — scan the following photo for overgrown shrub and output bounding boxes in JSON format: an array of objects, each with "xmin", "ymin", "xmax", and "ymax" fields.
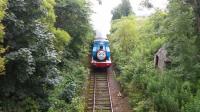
[{"xmin": 110, "ymin": 0, "xmax": 200, "ymax": 111}]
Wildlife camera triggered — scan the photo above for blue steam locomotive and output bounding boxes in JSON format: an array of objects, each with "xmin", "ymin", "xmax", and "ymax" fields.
[{"xmin": 91, "ymin": 38, "xmax": 112, "ymax": 68}]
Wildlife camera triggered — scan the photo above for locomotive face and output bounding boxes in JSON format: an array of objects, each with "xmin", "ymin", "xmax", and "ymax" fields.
[{"xmin": 97, "ymin": 50, "xmax": 106, "ymax": 60}]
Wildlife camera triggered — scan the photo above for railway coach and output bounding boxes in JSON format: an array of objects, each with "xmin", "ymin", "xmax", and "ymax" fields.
[{"xmin": 91, "ymin": 37, "xmax": 112, "ymax": 68}]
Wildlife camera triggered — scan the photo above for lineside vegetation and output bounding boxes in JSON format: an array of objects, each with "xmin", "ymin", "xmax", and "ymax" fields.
[{"xmin": 110, "ymin": 0, "xmax": 200, "ymax": 111}]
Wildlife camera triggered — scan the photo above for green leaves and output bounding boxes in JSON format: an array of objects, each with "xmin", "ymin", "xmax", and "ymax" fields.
[
  {"xmin": 41, "ymin": 0, "xmax": 56, "ymax": 26},
  {"xmin": 110, "ymin": 0, "xmax": 200, "ymax": 111},
  {"xmin": 48, "ymin": 60, "xmax": 87, "ymax": 112},
  {"xmin": 0, "ymin": 0, "xmax": 7, "ymax": 40},
  {"xmin": 7, "ymin": 0, "xmax": 44, "ymax": 22},
  {"xmin": 0, "ymin": 0, "xmax": 92, "ymax": 111},
  {"xmin": 0, "ymin": 0, "xmax": 60, "ymax": 111},
  {"xmin": 59, "ymin": 81, "xmax": 76, "ymax": 103},
  {"xmin": 55, "ymin": 0, "xmax": 93, "ymax": 57},
  {"xmin": 52, "ymin": 28, "xmax": 71, "ymax": 52},
  {"xmin": 111, "ymin": 16, "xmax": 137, "ymax": 55},
  {"xmin": 185, "ymin": 90, "xmax": 200, "ymax": 112},
  {"xmin": 0, "ymin": 0, "xmax": 7, "ymax": 76},
  {"xmin": 6, "ymin": 48, "xmax": 35, "ymax": 83}
]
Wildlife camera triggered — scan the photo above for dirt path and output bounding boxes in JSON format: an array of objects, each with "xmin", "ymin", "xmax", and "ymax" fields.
[{"xmin": 107, "ymin": 67, "xmax": 132, "ymax": 112}]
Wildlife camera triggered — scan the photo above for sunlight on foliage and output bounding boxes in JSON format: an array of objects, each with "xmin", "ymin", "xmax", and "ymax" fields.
[
  {"xmin": 0, "ymin": 0, "xmax": 7, "ymax": 76},
  {"xmin": 52, "ymin": 28, "xmax": 71, "ymax": 52}
]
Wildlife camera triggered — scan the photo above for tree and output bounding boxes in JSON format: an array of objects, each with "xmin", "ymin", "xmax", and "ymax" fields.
[
  {"xmin": 55, "ymin": 0, "xmax": 93, "ymax": 57},
  {"xmin": 111, "ymin": 0, "xmax": 133, "ymax": 20},
  {"xmin": 41, "ymin": 0, "xmax": 71, "ymax": 52},
  {"xmin": 110, "ymin": 16, "xmax": 137, "ymax": 55},
  {"xmin": 140, "ymin": 0, "xmax": 153, "ymax": 8},
  {"xmin": 0, "ymin": 0, "xmax": 93, "ymax": 111},
  {"xmin": 0, "ymin": 0, "xmax": 59, "ymax": 111}
]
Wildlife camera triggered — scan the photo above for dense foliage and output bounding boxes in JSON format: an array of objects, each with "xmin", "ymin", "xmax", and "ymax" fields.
[
  {"xmin": 110, "ymin": 0, "xmax": 200, "ymax": 111},
  {"xmin": 55, "ymin": 0, "xmax": 93, "ymax": 57},
  {"xmin": 0, "ymin": 0, "xmax": 93, "ymax": 111},
  {"xmin": 0, "ymin": 0, "xmax": 7, "ymax": 75},
  {"xmin": 0, "ymin": 0, "xmax": 59, "ymax": 111}
]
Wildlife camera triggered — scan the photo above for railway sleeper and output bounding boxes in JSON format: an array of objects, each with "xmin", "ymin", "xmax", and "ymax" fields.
[
  {"xmin": 96, "ymin": 88, "xmax": 108, "ymax": 90},
  {"xmin": 96, "ymin": 86, "xmax": 108, "ymax": 88},
  {"xmin": 95, "ymin": 91, "xmax": 109, "ymax": 94},
  {"xmin": 95, "ymin": 109, "xmax": 112, "ymax": 112},
  {"xmin": 96, "ymin": 93, "xmax": 109, "ymax": 96},
  {"xmin": 89, "ymin": 86, "xmax": 94, "ymax": 89},
  {"xmin": 96, "ymin": 101, "xmax": 110, "ymax": 104},
  {"xmin": 96, "ymin": 84, "xmax": 107, "ymax": 86},
  {"xmin": 87, "ymin": 103, "xmax": 94, "ymax": 107},
  {"xmin": 88, "ymin": 97, "xmax": 94, "ymax": 101},
  {"xmin": 96, "ymin": 98, "xmax": 110, "ymax": 101},
  {"xmin": 89, "ymin": 90, "xmax": 94, "ymax": 93},
  {"xmin": 95, "ymin": 105, "xmax": 111, "ymax": 109},
  {"xmin": 95, "ymin": 93, "xmax": 109, "ymax": 96},
  {"xmin": 96, "ymin": 87, "xmax": 108, "ymax": 89},
  {"xmin": 94, "ymin": 76, "xmax": 107, "ymax": 78},
  {"xmin": 96, "ymin": 92, "xmax": 109, "ymax": 95},
  {"xmin": 95, "ymin": 96, "xmax": 110, "ymax": 99},
  {"xmin": 89, "ymin": 89, "xmax": 94, "ymax": 91},
  {"xmin": 96, "ymin": 80, "xmax": 107, "ymax": 82},
  {"xmin": 96, "ymin": 79, "xmax": 107, "ymax": 81}
]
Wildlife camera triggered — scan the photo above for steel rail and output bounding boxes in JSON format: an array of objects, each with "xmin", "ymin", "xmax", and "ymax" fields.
[
  {"xmin": 92, "ymin": 74, "xmax": 96, "ymax": 112},
  {"xmin": 87, "ymin": 69, "xmax": 113, "ymax": 112},
  {"xmin": 107, "ymin": 70, "xmax": 114, "ymax": 112}
]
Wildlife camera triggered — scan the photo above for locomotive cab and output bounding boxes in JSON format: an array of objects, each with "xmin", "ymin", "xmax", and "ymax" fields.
[{"xmin": 91, "ymin": 38, "xmax": 112, "ymax": 68}]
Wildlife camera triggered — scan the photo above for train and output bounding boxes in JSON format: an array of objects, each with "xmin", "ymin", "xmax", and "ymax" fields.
[{"xmin": 91, "ymin": 37, "xmax": 112, "ymax": 68}]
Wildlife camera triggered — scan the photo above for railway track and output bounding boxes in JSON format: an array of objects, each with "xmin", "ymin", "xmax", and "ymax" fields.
[{"xmin": 86, "ymin": 69, "xmax": 113, "ymax": 112}]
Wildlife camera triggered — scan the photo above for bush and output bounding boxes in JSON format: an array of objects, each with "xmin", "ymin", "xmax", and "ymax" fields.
[
  {"xmin": 48, "ymin": 60, "xmax": 88, "ymax": 112},
  {"xmin": 110, "ymin": 1, "xmax": 200, "ymax": 111},
  {"xmin": 184, "ymin": 90, "xmax": 200, "ymax": 112}
]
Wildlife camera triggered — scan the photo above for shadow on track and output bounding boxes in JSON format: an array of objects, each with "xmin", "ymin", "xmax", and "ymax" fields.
[{"xmin": 92, "ymin": 67, "xmax": 107, "ymax": 73}]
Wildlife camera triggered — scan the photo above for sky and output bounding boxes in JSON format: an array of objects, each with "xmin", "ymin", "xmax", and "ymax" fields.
[{"xmin": 89, "ymin": 0, "xmax": 168, "ymax": 37}]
